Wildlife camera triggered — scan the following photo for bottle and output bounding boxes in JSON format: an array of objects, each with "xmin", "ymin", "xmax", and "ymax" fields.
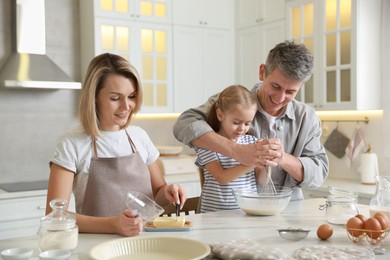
[
  {"xmin": 369, "ymin": 176, "xmax": 390, "ymax": 218},
  {"xmin": 38, "ymin": 198, "xmax": 78, "ymax": 251}
]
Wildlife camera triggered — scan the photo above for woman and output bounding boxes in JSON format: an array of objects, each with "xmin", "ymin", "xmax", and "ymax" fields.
[{"xmin": 46, "ymin": 53, "xmax": 186, "ymax": 236}]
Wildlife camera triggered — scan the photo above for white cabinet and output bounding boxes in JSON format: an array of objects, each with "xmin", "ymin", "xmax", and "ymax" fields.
[
  {"xmin": 80, "ymin": 0, "xmax": 173, "ymax": 113},
  {"xmin": 237, "ymin": 20, "xmax": 285, "ymax": 90},
  {"xmin": 286, "ymin": 0, "xmax": 381, "ymax": 110},
  {"xmin": 0, "ymin": 193, "xmax": 76, "ymax": 239},
  {"xmin": 236, "ymin": 0, "xmax": 285, "ymax": 28},
  {"xmin": 173, "ymin": 0, "xmax": 232, "ymax": 29},
  {"xmin": 172, "ymin": 0, "xmax": 234, "ymax": 112},
  {"xmin": 235, "ymin": 1, "xmax": 286, "ymax": 89},
  {"xmin": 0, "ymin": 195, "xmax": 46, "ymax": 239}
]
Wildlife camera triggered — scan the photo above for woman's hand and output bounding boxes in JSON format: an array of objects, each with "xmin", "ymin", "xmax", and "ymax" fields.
[
  {"xmin": 114, "ymin": 209, "xmax": 143, "ymax": 237},
  {"xmin": 164, "ymin": 184, "xmax": 187, "ymax": 209}
]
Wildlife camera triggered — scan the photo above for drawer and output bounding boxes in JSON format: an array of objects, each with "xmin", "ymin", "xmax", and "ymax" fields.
[{"xmin": 0, "ymin": 196, "xmax": 46, "ymax": 222}]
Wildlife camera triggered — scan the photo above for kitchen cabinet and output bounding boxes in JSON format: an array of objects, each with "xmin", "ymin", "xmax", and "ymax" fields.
[
  {"xmin": 157, "ymin": 155, "xmax": 201, "ymax": 198},
  {"xmin": 236, "ymin": 0, "xmax": 285, "ymax": 28},
  {"xmin": 236, "ymin": 20, "xmax": 285, "ymax": 90},
  {"xmin": 0, "ymin": 195, "xmax": 46, "ymax": 239},
  {"xmin": 286, "ymin": 0, "xmax": 382, "ymax": 110},
  {"xmin": 235, "ymin": 1, "xmax": 286, "ymax": 89},
  {"xmin": 80, "ymin": 0, "xmax": 173, "ymax": 113},
  {"xmin": 0, "ymin": 192, "xmax": 76, "ymax": 239},
  {"xmin": 172, "ymin": 0, "xmax": 232, "ymax": 29},
  {"xmin": 172, "ymin": 0, "xmax": 234, "ymax": 112}
]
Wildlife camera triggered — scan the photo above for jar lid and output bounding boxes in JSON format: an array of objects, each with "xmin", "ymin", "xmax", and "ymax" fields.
[{"xmin": 40, "ymin": 198, "xmax": 76, "ymax": 230}]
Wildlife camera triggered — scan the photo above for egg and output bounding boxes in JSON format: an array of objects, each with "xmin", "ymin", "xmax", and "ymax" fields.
[
  {"xmin": 346, "ymin": 216, "xmax": 364, "ymax": 237},
  {"xmin": 373, "ymin": 211, "xmax": 390, "ymax": 222},
  {"xmin": 374, "ymin": 214, "xmax": 389, "ymax": 230},
  {"xmin": 374, "ymin": 212, "xmax": 390, "ymax": 229},
  {"xmin": 364, "ymin": 217, "xmax": 383, "ymax": 239},
  {"xmin": 355, "ymin": 214, "xmax": 367, "ymax": 223},
  {"xmin": 317, "ymin": 224, "xmax": 333, "ymax": 240}
]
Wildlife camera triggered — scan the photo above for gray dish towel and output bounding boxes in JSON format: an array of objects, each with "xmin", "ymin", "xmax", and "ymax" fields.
[{"xmin": 324, "ymin": 128, "xmax": 350, "ymax": 158}]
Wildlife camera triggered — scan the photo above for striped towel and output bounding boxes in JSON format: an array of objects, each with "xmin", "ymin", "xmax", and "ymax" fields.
[{"xmin": 345, "ymin": 126, "xmax": 367, "ymax": 169}]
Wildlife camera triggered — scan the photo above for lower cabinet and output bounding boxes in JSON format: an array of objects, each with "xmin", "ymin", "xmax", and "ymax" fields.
[{"xmin": 0, "ymin": 193, "xmax": 76, "ymax": 240}]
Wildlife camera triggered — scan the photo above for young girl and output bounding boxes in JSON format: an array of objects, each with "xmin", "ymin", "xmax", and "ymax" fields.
[{"xmin": 194, "ymin": 85, "xmax": 265, "ymax": 213}]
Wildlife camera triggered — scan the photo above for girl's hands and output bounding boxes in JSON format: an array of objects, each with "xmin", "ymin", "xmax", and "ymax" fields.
[
  {"xmin": 164, "ymin": 184, "xmax": 187, "ymax": 209},
  {"xmin": 115, "ymin": 209, "xmax": 144, "ymax": 237}
]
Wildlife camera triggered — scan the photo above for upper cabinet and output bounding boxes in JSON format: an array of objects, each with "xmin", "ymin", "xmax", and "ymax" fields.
[
  {"xmin": 172, "ymin": 0, "xmax": 232, "ymax": 29},
  {"xmin": 236, "ymin": 0, "xmax": 286, "ymax": 89},
  {"xmin": 172, "ymin": 0, "xmax": 234, "ymax": 112},
  {"xmin": 80, "ymin": 0, "xmax": 173, "ymax": 113},
  {"xmin": 286, "ymin": 0, "xmax": 382, "ymax": 110},
  {"xmin": 237, "ymin": 0, "xmax": 285, "ymax": 28}
]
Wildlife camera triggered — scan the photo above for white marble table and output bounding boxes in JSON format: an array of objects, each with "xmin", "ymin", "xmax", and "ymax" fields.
[{"xmin": 1, "ymin": 198, "xmax": 389, "ymax": 259}]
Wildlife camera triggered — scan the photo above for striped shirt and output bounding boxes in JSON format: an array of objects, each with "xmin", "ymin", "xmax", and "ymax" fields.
[{"xmin": 195, "ymin": 135, "xmax": 258, "ymax": 213}]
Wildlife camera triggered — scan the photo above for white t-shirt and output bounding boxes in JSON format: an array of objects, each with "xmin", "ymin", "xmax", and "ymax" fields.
[{"xmin": 50, "ymin": 125, "xmax": 159, "ymax": 213}]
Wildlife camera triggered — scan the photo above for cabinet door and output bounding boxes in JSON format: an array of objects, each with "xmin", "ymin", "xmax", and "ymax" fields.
[
  {"xmin": 173, "ymin": 0, "xmax": 233, "ymax": 29},
  {"xmin": 237, "ymin": 0, "xmax": 285, "ymax": 28},
  {"xmin": 82, "ymin": 12, "xmax": 173, "ymax": 112},
  {"xmin": 237, "ymin": 21, "xmax": 285, "ymax": 90},
  {"xmin": 96, "ymin": 0, "xmax": 172, "ymax": 23},
  {"xmin": 287, "ymin": 0, "xmax": 381, "ymax": 110},
  {"xmin": 202, "ymin": 29, "xmax": 234, "ymax": 98},
  {"xmin": 173, "ymin": 26, "xmax": 234, "ymax": 112},
  {"xmin": 173, "ymin": 26, "xmax": 204, "ymax": 112}
]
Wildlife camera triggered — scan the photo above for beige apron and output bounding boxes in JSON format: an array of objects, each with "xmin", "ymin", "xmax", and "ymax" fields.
[{"xmin": 82, "ymin": 130, "xmax": 153, "ymax": 217}]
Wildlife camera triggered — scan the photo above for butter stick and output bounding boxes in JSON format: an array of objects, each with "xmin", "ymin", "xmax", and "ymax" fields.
[{"xmin": 152, "ymin": 216, "xmax": 186, "ymax": 228}]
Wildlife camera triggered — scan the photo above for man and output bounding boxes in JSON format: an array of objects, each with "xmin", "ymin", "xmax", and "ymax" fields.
[{"xmin": 173, "ymin": 41, "xmax": 329, "ymax": 200}]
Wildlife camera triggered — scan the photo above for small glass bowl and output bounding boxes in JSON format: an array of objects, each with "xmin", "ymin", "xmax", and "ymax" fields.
[{"xmin": 278, "ymin": 228, "xmax": 310, "ymax": 241}]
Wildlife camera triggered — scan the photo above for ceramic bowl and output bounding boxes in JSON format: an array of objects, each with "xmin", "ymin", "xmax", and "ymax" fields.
[
  {"xmin": 39, "ymin": 250, "xmax": 71, "ymax": 260},
  {"xmin": 1, "ymin": 248, "xmax": 33, "ymax": 260},
  {"xmin": 232, "ymin": 185, "xmax": 292, "ymax": 215}
]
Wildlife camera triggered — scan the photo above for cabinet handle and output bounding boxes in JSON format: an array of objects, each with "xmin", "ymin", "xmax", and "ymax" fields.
[
  {"xmin": 204, "ymin": 21, "xmax": 207, "ymax": 25},
  {"xmin": 37, "ymin": 205, "xmax": 46, "ymax": 210},
  {"xmin": 199, "ymin": 21, "xmax": 203, "ymax": 25}
]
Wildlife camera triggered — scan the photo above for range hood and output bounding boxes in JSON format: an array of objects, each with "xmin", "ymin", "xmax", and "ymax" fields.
[{"xmin": 0, "ymin": 0, "xmax": 81, "ymax": 89}]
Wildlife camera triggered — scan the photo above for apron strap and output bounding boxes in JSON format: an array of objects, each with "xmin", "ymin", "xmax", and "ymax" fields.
[
  {"xmin": 91, "ymin": 130, "xmax": 137, "ymax": 158},
  {"xmin": 125, "ymin": 130, "xmax": 137, "ymax": 153},
  {"xmin": 91, "ymin": 136, "xmax": 98, "ymax": 158}
]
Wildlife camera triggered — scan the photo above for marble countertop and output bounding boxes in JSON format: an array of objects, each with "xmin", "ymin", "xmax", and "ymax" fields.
[{"xmin": 1, "ymin": 198, "xmax": 389, "ymax": 259}]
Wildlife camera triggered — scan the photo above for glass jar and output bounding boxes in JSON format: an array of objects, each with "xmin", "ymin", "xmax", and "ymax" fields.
[
  {"xmin": 38, "ymin": 198, "xmax": 78, "ymax": 251},
  {"xmin": 322, "ymin": 195, "xmax": 359, "ymax": 225}
]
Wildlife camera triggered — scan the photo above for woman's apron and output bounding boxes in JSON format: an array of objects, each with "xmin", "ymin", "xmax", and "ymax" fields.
[{"xmin": 82, "ymin": 131, "xmax": 153, "ymax": 217}]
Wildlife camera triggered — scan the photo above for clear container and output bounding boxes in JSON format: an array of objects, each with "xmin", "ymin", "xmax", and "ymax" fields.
[
  {"xmin": 369, "ymin": 175, "xmax": 390, "ymax": 218},
  {"xmin": 38, "ymin": 199, "xmax": 78, "ymax": 251},
  {"xmin": 322, "ymin": 194, "xmax": 359, "ymax": 225}
]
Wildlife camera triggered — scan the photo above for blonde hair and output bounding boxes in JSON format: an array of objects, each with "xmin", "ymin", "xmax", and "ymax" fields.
[
  {"xmin": 79, "ymin": 53, "xmax": 142, "ymax": 137},
  {"xmin": 207, "ymin": 85, "xmax": 257, "ymax": 132}
]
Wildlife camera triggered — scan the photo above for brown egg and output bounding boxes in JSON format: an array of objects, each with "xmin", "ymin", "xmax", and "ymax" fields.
[
  {"xmin": 374, "ymin": 211, "xmax": 390, "ymax": 229},
  {"xmin": 374, "ymin": 215, "xmax": 389, "ymax": 230},
  {"xmin": 364, "ymin": 217, "xmax": 383, "ymax": 239},
  {"xmin": 355, "ymin": 214, "xmax": 367, "ymax": 224},
  {"xmin": 346, "ymin": 216, "xmax": 364, "ymax": 237},
  {"xmin": 317, "ymin": 224, "xmax": 333, "ymax": 240}
]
